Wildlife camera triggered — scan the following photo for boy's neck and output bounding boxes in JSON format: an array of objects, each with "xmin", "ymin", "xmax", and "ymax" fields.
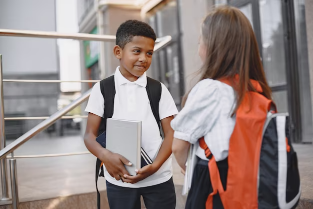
[{"xmin": 119, "ymin": 66, "xmax": 139, "ymax": 82}]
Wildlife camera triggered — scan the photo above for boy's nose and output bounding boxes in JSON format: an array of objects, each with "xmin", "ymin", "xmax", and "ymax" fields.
[{"xmin": 138, "ymin": 54, "xmax": 147, "ymax": 63}]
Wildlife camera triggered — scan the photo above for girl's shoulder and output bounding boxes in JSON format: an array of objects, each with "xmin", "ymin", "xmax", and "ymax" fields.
[
  {"xmin": 189, "ymin": 79, "xmax": 236, "ymax": 110},
  {"xmin": 192, "ymin": 78, "xmax": 233, "ymax": 95}
]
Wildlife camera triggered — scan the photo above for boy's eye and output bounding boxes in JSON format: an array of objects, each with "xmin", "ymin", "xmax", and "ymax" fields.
[
  {"xmin": 133, "ymin": 49, "xmax": 140, "ymax": 53},
  {"xmin": 147, "ymin": 52, "xmax": 153, "ymax": 56}
]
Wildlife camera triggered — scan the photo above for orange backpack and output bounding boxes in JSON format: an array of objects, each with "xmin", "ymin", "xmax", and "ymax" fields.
[{"xmin": 199, "ymin": 79, "xmax": 301, "ymax": 209}]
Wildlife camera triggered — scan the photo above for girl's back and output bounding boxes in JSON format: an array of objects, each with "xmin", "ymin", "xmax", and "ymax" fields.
[
  {"xmin": 171, "ymin": 78, "xmax": 236, "ymax": 161},
  {"xmin": 171, "ymin": 5, "xmax": 274, "ymax": 209}
]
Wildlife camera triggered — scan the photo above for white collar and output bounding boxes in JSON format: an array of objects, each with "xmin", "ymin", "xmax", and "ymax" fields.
[{"xmin": 115, "ymin": 66, "xmax": 147, "ymax": 87}]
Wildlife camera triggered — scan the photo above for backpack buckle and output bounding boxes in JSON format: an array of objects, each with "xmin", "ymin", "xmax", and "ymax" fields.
[
  {"xmin": 199, "ymin": 137, "xmax": 213, "ymax": 160},
  {"xmin": 205, "ymin": 148, "xmax": 213, "ymax": 160}
]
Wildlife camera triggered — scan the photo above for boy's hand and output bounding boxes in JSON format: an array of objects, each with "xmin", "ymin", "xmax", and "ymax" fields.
[
  {"xmin": 101, "ymin": 151, "xmax": 132, "ymax": 181},
  {"xmin": 122, "ymin": 164, "xmax": 158, "ymax": 184}
]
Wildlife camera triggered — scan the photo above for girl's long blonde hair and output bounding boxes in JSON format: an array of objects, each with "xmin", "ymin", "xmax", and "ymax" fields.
[{"xmin": 182, "ymin": 6, "xmax": 272, "ymax": 113}]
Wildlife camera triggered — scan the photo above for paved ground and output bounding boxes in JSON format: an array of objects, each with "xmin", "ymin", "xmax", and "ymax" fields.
[
  {"xmin": 293, "ymin": 144, "xmax": 313, "ymax": 201},
  {"xmin": 0, "ymin": 135, "xmax": 311, "ymax": 208}
]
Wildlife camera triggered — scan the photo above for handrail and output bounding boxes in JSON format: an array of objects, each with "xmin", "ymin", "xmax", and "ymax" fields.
[
  {"xmin": 7, "ymin": 151, "xmax": 90, "ymax": 159},
  {"xmin": 0, "ymin": 29, "xmax": 115, "ymax": 41},
  {"xmin": 0, "ymin": 55, "xmax": 9, "ymax": 200},
  {"xmin": 4, "ymin": 115, "xmax": 88, "ymax": 120},
  {"xmin": 0, "ymin": 29, "xmax": 162, "ymax": 43},
  {"xmin": 0, "ymin": 89, "xmax": 91, "ymax": 160},
  {"xmin": 0, "ymin": 34, "xmax": 172, "ymax": 160},
  {"xmin": 154, "ymin": 36, "xmax": 172, "ymax": 51},
  {"xmin": 3, "ymin": 79, "xmax": 100, "ymax": 83}
]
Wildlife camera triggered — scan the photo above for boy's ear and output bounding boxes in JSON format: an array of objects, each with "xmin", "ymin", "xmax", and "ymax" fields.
[{"xmin": 113, "ymin": 45, "xmax": 122, "ymax": 60}]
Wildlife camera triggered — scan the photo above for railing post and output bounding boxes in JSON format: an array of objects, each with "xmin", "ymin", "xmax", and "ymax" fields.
[
  {"xmin": 9, "ymin": 158, "xmax": 19, "ymax": 209},
  {"xmin": 0, "ymin": 54, "xmax": 10, "ymax": 201}
]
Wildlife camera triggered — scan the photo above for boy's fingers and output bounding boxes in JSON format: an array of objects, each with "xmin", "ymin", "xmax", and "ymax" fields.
[
  {"xmin": 124, "ymin": 174, "xmax": 141, "ymax": 181},
  {"xmin": 119, "ymin": 172, "xmax": 126, "ymax": 179},
  {"xmin": 119, "ymin": 155, "xmax": 132, "ymax": 166},
  {"xmin": 114, "ymin": 175, "xmax": 121, "ymax": 181},
  {"xmin": 122, "ymin": 178, "xmax": 133, "ymax": 183},
  {"xmin": 119, "ymin": 167, "xmax": 130, "ymax": 176}
]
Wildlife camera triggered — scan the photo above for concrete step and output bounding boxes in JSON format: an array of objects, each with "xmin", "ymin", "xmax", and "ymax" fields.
[
  {"xmin": 0, "ymin": 185, "xmax": 187, "ymax": 209},
  {"xmin": 297, "ymin": 199, "xmax": 313, "ymax": 209},
  {"xmin": 0, "ymin": 186, "xmax": 312, "ymax": 209},
  {"xmin": 0, "ymin": 137, "xmax": 310, "ymax": 209}
]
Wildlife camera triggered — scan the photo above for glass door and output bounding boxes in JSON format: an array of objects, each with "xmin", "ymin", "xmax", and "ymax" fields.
[
  {"xmin": 147, "ymin": 1, "xmax": 185, "ymax": 107},
  {"xmin": 259, "ymin": 0, "xmax": 288, "ymax": 112},
  {"xmin": 227, "ymin": 0, "xmax": 302, "ymax": 141}
]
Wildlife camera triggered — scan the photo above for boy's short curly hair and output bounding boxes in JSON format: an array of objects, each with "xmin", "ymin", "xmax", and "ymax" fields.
[{"xmin": 116, "ymin": 20, "xmax": 156, "ymax": 49}]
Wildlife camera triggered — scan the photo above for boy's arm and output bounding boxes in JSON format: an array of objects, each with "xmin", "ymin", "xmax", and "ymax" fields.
[
  {"xmin": 84, "ymin": 113, "xmax": 131, "ymax": 180},
  {"xmin": 123, "ymin": 115, "xmax": 174, "ymax": 184}
]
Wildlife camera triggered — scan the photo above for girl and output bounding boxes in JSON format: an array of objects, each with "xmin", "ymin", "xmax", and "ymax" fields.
[{"xmin": 171, "ymin": 6, "xmax": 272, "ymax": 209}]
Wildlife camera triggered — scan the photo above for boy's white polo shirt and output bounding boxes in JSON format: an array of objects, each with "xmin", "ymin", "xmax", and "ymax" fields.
[{"xmin": 85, "ymin": 67, "xmax": 178, "ymax": 188}]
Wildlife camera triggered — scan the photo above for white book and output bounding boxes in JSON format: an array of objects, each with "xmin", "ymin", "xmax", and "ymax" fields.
[{"xmin": 106, "ymin": 118, "xmax": 142, "ymax": 176}]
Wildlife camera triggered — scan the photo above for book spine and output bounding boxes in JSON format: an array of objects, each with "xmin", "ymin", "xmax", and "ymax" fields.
[{"xmin": 137, "ymin": 122, "xmax": 142, "ymax": 169}]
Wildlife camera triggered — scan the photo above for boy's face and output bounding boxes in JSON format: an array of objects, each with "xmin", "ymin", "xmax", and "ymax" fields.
[{"xmin": 114, "ymin": 36, "xmax": 155, "ymax": 80}]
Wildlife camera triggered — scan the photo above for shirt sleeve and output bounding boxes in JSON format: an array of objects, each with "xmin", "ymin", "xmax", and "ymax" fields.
[
  {"xmin": 170, "ymin": 79, "xmax": 221, "ymax": 144},
  {"xmin": 159, "ymin": 83, "xmax": 178, "ymax": 120},
  {"xmin": 85, "ymin": 82, "xmax": 104, "ymax": 117}
]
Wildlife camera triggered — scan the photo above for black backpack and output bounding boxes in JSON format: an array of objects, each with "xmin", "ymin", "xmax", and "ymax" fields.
[{"xmin": 95, "ymin": 75, "xmax": 162, "ymax": 209}]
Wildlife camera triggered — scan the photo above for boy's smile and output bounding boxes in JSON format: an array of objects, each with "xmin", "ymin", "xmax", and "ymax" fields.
[{"xmin": 114, "ymin": 36, "xmax": 155, "ymax": 82}]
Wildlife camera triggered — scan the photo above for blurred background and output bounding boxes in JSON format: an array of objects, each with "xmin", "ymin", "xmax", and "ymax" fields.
[{"xmin": 0, "ymin": 0, "xmax": 312, "ymax": 208}]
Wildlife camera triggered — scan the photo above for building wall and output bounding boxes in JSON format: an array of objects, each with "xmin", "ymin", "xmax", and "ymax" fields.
[
  {"xmin": 56, "ymin": 0, "xmax": 81, "ymax": 93},
  {"xmin": 0, "ymin": 0, "xmax": 58, "ymax": 75},
  {"xmin": 0, "ymin": 0, "xmax": 60, "ymax": 138},
  {"xmin": 77, "ymin": 0, "xmax": 94, "ymax": 25},
  {"xmin": 3, "ymin": 74, "xmax": 59, "ymax": 139},
  {"xmin": 178, "ymin": 0, "xmax": 214, "ymax": 91},
  {"xmin": 305, "ymin": 0, "xmax": 313, "ymax": 141},
  {"xmin": 291, "ymin": 0, "xmax": 313, "ymax": 142}
]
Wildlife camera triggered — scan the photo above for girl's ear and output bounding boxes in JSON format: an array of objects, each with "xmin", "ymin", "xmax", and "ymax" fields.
[{"xmin": 113, "ymin": 45, "xmax": 122, "ymax": 60}]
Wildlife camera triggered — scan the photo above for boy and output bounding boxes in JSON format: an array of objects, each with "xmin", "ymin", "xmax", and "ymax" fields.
[{"xmin": 84, "ymin": 20, "xmax": 178, "ymax": 209}]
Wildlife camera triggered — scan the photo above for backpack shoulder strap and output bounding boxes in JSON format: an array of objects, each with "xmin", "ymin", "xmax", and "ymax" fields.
[
  {"xmin": 146, "ymin": 77, "xmax": 162, "ymax": 132},
  {"xmin": 97, "ymin": 75, "xmax": 115, "ymax": 209},
  {"xmin": 98, "ymin": 75, "xmax": 115, "ymax": 135},
  {"xmin": 100, "ymin": 75, "xmax": 115, "ymax": 118}
]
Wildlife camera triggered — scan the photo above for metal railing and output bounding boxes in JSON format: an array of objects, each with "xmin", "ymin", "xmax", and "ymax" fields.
[
  {"xmin": 0, "ymin": 55, "xmax": 10, "ymax": 203},
  {"xmin": 0, "ymin": 29, "xmax": 163, "ymax": 42},
  {"xmin": 3, "ymin": 79, "xmax": 99, "ymax": 83},
  {"xmin": 4, "ymin": 115, "xmax": 88, "ymax": 121},
  {"xmin": 6, "ymin": 152, "xmax": 90, "ymax": 159},
  {"xmin": 0, "ymin": 29, "xmax": 171, "ymax": 208}
]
